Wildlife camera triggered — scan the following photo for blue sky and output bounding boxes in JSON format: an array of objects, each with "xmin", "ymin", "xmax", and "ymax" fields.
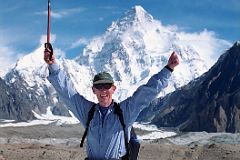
[{"xmin": 0, "ymin": 0, "xmax": 239, "ymax": 71}]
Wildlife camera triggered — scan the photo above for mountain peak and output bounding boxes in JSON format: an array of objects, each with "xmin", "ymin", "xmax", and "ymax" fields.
[
  {"xmin": 127, "ymin": 5, "xmax": 153, "ymax": 22},
  {"xmin": 14, "ymin": 44, "xmax": 45, "ymax": 70},
  {"xmin": 132, "ymin": 5, "xmax": 148, "ymax": 15},
  {"xmin": 106, "ymin": 5, "xmax": 153, "ymax": 34},
  {"xmin": 234, "ymin": 40, "xmax": 240, "ymax": 47}
]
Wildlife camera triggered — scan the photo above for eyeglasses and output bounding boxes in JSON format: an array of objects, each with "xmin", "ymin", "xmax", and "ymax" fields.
[{"xmin": 94, "ymin": 83, "xmax": 112, "ymax": 90}]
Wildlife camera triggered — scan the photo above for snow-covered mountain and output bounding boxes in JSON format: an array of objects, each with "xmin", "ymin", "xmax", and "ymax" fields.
[
  {"xmin": 75, "ymin": 6, "xmax": 215, "ymax": 101},
  {"xmin": 2, "ymin": 6, "xmax": 230, "ymax": 120},
  {"xmin": 3, "ymin": 44, "xmax": 72, "ymax": 120}
]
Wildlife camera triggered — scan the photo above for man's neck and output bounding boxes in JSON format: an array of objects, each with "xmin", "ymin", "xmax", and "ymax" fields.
[{"xmin": 99, "ymin": 100, "xmax": 113, "ymax": 108}]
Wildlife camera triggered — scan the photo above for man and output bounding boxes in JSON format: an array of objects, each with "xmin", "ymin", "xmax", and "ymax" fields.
[{"xmin": 44, "ymin": 43, "xmax": 179, "ymax": 159}]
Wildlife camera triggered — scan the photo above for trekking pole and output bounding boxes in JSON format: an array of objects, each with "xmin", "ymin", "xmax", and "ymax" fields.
[
  {"xmin": 47, "ymin": 0, "xmax": 50, "ymax": 44},
  {"xmin": 44, "ymin": 0, "xmax": 53, "ymax": 60}
]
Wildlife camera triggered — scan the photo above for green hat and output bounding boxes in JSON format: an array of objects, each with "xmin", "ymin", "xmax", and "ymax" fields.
[{"xmin": 93, "ymin": 72, "xmax": 114, "ymax": 85}]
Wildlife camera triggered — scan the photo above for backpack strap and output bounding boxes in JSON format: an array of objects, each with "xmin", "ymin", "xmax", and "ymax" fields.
[
  {"xmin": 80, "ymin": 102, "xmax": 131, "ymax": 159},
  {"xmin": 113, "ymin": 102, "xmax": 130, "ymax": 159},
  {"xmin": 80, "ymin": 104, "xmax": 96, "ymax": 147}
]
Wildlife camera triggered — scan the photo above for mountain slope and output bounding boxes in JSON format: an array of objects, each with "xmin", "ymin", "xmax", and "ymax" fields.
[
  {"xmin": 3, "ymin": 44, "xmax": 71, "ymax": 120},
  {"xmin": 138, "ymin": 41, "xmax": 240, "ymax": 132},
  {"xmin": 0, "ymin": 77, "xmax": 35, "ymax": 121}
]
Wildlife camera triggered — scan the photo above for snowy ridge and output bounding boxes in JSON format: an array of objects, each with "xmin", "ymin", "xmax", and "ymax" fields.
[
  {"xmin": 7, "ymin": 43, "xmax": 71, "ymax": 87},
  {"xmin": 134, "ymin": 122, "xmax": 177, "ymax": 140},
  {"xmin": 235, "ymin": 40, "xmax": 240, "ymax": 46},
  {"xmin": 0, "ymin": 107, "xmax": 79, "ymax": 127},
  {"xmin": 168, "ymin": 132, "xmax": 240, "ymax": 145},
  {"xmin": 6, "ymin": 43, "xmax": 50, "ymax": 91}
]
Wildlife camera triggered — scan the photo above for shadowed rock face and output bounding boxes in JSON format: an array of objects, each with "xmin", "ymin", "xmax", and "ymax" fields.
[
  {"xmin": 138, "ymin": 41, "xmax": 240, "ymax": 133},
  {"xmin": 0, "ymin": 73, "xmax": 70, "ymax": 121},
  {"xmin": 0, "ymin": 76, "xmax": 35, "ymax": 121}
]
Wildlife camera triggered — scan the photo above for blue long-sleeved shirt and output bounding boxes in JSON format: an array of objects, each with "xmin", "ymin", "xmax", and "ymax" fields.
[{"xmin": 47, "ymin": 63, "xmax": 171, "ymax": 159}]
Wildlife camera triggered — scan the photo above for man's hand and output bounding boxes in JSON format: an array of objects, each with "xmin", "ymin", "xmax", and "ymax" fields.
[
  {"xmin": 44, "ymin": 43, "xmax": 55, "ymax": 65},
  {"xmin": 167, "ymin": 52, "xmax": 179, "ymax": 70}
]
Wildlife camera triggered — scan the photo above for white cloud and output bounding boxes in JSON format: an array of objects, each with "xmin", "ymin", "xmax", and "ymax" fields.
[
  {"xmin": 69, "ymin": 37, "xmax": 89, "ymax": 49},
  {"xmin": 0, "ymin": 36, "xmax": 22, "ymax": 76},
  {"xmin": 0, "ymin": 28, "xmax": 19, "ymax": 75},
  {"xmin": 0, "ymin": 34, "xmax": 66, "ymax": 77},
  {"xmin": 0, "ymin": 47, "xmax": 23, "ymax": 77},
  {"xmin": 98, "ymin": 17, "xmax": 104, "ymax": 21},
  {"xmin": 178, "ymin": 29, "xmax": 232, "ymax": 67},
  {"xmin": 36, "ymin": 7, "xmax": 86, "ymax": 19}
]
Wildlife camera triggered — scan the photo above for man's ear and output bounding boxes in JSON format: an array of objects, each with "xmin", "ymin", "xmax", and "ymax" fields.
[{"xmin": 111, "ymin": 85, "xmax": 116, "ymax": 92}]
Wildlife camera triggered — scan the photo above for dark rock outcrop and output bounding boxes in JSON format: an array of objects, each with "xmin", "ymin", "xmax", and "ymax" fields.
[
  {"xmin": 0, "ymin": 77, "xmax": 35, "ymax": 121},
  {"xmin": 0, "ymin": 70, "xmax": 70, "ymax": 121}
]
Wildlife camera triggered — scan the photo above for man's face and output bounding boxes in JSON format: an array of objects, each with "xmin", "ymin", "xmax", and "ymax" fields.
[{"xmin": 92, "ymin": 83, "xmax": 116, "ymax": 107}]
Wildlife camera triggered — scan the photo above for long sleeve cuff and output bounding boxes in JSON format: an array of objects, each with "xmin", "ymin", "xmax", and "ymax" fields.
[
  {"xmin": 48, "ymin": 63, "xmax": 60, "ymax": 74},
  {"xmin": 165, "ymin": 65, "xmax": 173, "ymax": 72}
]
